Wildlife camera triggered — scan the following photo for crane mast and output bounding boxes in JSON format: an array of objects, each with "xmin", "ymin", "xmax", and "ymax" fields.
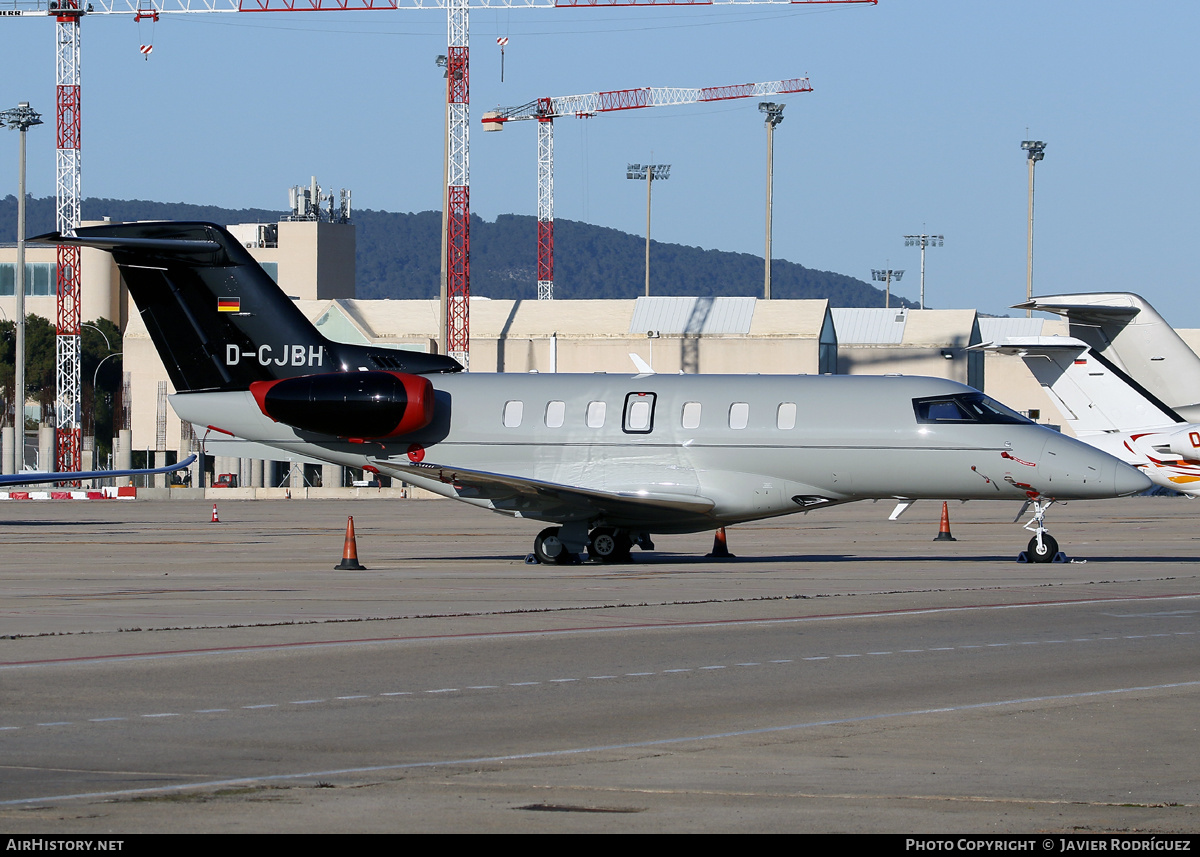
[
  {"xmin": 482, "ymin": 78, "xmax": 814, "ymax": 301},
  {"xmin": 445, "ymin": 0, "xmax": 470, "ymax": 367},
  {"xmin": 55, "ymin": 3, "xmax": 83, "ymax": 474}
]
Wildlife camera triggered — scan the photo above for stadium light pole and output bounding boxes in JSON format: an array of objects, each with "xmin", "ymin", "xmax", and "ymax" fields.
[
  {"xmin": 2, "ymin": 102, "xmax": 43, "ymax": 466},
  {"xmin": 759, "ymin": 102, "xmax": 785, "ymax": 300},
  {"xmin": 627, "ymin": 163, "xmax": 671, "ymax": 297},
  {"xmin": 903, "ymin": 232, "xmax": 943, "ymax": 310},
  {"xmin": 1021, "ymin": 140, "xmax": 1046, "ymax": 318},
  {"xmin": 871, "ymin": 267, "xmax": 905, "ymax": 309}
]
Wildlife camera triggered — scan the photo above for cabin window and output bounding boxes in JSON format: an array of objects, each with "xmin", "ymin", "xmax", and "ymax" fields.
[
  {"xmin": 586, "ymin": 401, "xmax": 606, "ymax": 428},
  {"xmin": 777, "ymin": 402, "xmax": 797, "ymax": 430},
  {"xmin": 545, "ymin": 400, "xmax": 565, "ymax": 428},
  {"xmin": 623, "ymin": 392, "xmax": 657, "ymax": 434},
  {"xmin": 729, "ymin": 402, "xmax": 749, "ymax": 430},
  {"xmin": 503, "ymin": 400, "xmax": 524, "ymax": 428},
  {"xmin": 681, "ymin": 401, "xmax": 702, "ymax": 429}
]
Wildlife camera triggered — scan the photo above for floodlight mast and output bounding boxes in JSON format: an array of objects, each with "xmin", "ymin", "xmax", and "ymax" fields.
[
  {"xmin": 1021, "ymin": 139, "xmax": 1046, "ymax": 318},
  {"xmin": 870, "ymin": 267, "xmax": 904, "ymax": 309},
  {"xmin": 903, "ymin": 232, "xmax": 943, "ymax": 310},
  {"xmin": 1, "ymin": 101, "xmax": 43, "ymax": 469},
  {"xmin": 627, "ymin": 163, "xmax": 670, "ymax": 298},
  {"xmin": 759, "ymin": 101, "xmax": 785, "ymax": 300}
]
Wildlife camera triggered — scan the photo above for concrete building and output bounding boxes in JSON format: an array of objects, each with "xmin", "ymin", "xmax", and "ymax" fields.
[{"xmin": 228, "ymin": 220, "xmax": 356, "ymax": 301}]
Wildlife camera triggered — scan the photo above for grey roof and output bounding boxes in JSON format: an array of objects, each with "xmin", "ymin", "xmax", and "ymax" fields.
[
  {"xmin": 830, "ymin": 307, "xmax": 909, "ymax": 344},
  {"xmin": 629, "ymin": 296, "xmax": 757, "ymax": 335},
  {"xmin": 977, "ymin": 317, "xmax": 1045, "ymax": 343}
]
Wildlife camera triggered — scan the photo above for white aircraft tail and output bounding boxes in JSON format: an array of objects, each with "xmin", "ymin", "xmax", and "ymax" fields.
[
  {"xmin": 980, "ymin": 336, "xmax": 1183, "ymax": 435},
  {"xmin": 1016, "ymin": 292, "xmax": 1200, "ymax": 419}
]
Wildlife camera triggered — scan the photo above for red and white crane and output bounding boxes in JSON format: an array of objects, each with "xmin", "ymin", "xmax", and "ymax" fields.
[
  {"xmin": 482, "ymin": 77, "xmax": 813, "ymax": 301},
  {"xmin": 6, "ymin": 3, "xmax": 870, "ymax": 466}
]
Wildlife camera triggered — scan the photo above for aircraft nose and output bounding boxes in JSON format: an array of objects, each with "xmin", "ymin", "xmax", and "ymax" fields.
[
  {"xmin": 1112, "ymin": 459, "xmax": 1153, "ymax": 496},
  {"xmin": 1039, "ymin": 438, "xmax": 1151, "ymax": 498}
]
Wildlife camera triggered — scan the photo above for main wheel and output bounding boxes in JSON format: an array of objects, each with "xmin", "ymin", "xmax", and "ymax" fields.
[
  {"xmin": 1027, "ymin": 533, "xmax": 1059, "ymax": 563},
  {"xmin": 589, "ymin": 528, "xmax": 618, "ymax": 560},
  {"xmin": 587, "ymin": 528, "xmax": 633, "ymax": 563},
  {"xmin": 534, "ymin": 527, "xmax": 573, "ymax": 565}
]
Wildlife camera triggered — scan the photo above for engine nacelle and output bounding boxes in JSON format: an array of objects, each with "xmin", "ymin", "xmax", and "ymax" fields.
[
  {"xmin": 249, "ymin": 371, "xmax": 435, "ymax": 440},
  {"xmin": 1165, "ymin": 426, "xmax": 1200, "ymax": 460}
]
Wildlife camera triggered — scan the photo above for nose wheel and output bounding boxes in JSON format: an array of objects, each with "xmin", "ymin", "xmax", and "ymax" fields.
[
  {"xmin": 1026, "ymin": 532, "xmax": 1060, "ymax": 562},
  {"xmin": 1019, "ymin": 498, "xmax": 1064, "ymax": 563}
]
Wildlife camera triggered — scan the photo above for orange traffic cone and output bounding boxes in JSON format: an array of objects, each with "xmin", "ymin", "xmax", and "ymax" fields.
[
  {"xmin": 706, "ymin": 526, "xmax": 736, "ymax": 558},
  {"xmin": 335, "ymin": 516, "xmax": 366, "ymax": 570},
  {"xmin": 210, "ymin": 503, "xmax": 219, "ymax": 523},
  {"xmin": 934, "ymin": 501, "xmax": 957, "ymax": 541}
]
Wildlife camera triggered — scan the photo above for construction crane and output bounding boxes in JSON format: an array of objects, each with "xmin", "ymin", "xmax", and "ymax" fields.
[
  {"xmin": 5, "ymin": 1, "xmax": 873, "ymax": 468},
  {"xmin": 482, "ymin": 78, "xmax": 813, "ymax": 301}
]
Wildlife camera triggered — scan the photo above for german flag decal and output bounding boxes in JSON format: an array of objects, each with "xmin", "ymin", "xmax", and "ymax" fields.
[{"xmin": 218, "ymin": 297, "xmax": 241, "ymax": 313}]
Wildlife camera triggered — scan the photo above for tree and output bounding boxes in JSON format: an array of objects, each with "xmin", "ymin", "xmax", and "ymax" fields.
[{"xmin": 0, "ymin": 315, "xmax": 122, "ymax": 463}]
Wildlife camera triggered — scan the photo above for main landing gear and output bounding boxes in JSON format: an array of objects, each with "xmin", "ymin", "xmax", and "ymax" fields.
[
  {"xmin": 586, "ymin": 527, "xmax": 634, "ymax": 563},
  {"xmin": 531, "ymin": 526, "xmax": 640, "ymax": 564},
  {"xmin": 1019, "ymin": 498, "xmax": 1063, "ymax": 563},
  {"xmin": 533, "ymin": 527, "xmax": 573, "ymax": 565}
]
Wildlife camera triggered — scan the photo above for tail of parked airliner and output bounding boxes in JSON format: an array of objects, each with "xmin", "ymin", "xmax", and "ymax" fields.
[
  {"xmin": 35, "ymin": 221, "xmax": 461, "ymax": 394},
  {"xmin": 1016, "ymin": 293, "xmax": 1200, "ymax": 421},
  {"xmin": 983, "ymin": 336, "xmax": 1183, "ymax": 435}
]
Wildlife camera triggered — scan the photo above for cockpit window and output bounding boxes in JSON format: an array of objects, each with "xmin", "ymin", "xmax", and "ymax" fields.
[{"xmin": 913, "ymin": 393, "xmax": 1031, "ymax": 425}]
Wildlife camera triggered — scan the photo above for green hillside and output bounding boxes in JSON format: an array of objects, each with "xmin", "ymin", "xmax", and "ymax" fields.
[{"xmin": 1, "ymin": 196, "xmax": 914, "ymax": 308}]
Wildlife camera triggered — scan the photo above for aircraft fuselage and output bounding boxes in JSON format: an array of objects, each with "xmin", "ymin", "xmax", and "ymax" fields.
[{"xmin": 173, "ymin": 371, "xmax": 1143, "ymax": 534}]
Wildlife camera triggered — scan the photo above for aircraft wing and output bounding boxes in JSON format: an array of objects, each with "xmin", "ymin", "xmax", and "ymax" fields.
[
  {"xmin": 377, "ymin": 458, "xmax": 715, "ymax": 524},
  {"xmin": 0, "ymin": 454, "xmax": 198, "ymax": 487}
]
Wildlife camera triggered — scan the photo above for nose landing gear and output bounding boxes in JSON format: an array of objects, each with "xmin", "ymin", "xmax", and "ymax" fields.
[{"xmin": 1018, "ymin": 498, "xmax": 1065, "ymax": 563}]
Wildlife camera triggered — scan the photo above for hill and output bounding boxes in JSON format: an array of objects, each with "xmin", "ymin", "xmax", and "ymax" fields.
[{"xmin": 1, "ymin": 196, "xmax": 914, "ymax": 308}]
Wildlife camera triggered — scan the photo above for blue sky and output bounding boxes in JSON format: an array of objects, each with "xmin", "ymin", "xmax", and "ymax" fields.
[{"xmin": 2, "ymin": 1, "xmax": 1198, "ymax": 324}]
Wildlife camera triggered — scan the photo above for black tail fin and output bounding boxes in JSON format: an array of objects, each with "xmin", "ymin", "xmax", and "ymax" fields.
[{"xmin": 36, "ymin": 221, "xmax": 460, "ymax": 393}]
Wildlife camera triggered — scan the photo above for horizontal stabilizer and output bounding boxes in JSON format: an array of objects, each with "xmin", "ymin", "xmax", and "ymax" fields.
[
  {"xmin": 37, "ymin": 232, "xmax": 223, "ymax": 258},
  {"xmin": 1013, "ymin": 295, "xmax": 1141, "ymax": 324},
  {"xmin": 981, "ymin": 336, "xmax": 1181, "ymax": 433}
]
